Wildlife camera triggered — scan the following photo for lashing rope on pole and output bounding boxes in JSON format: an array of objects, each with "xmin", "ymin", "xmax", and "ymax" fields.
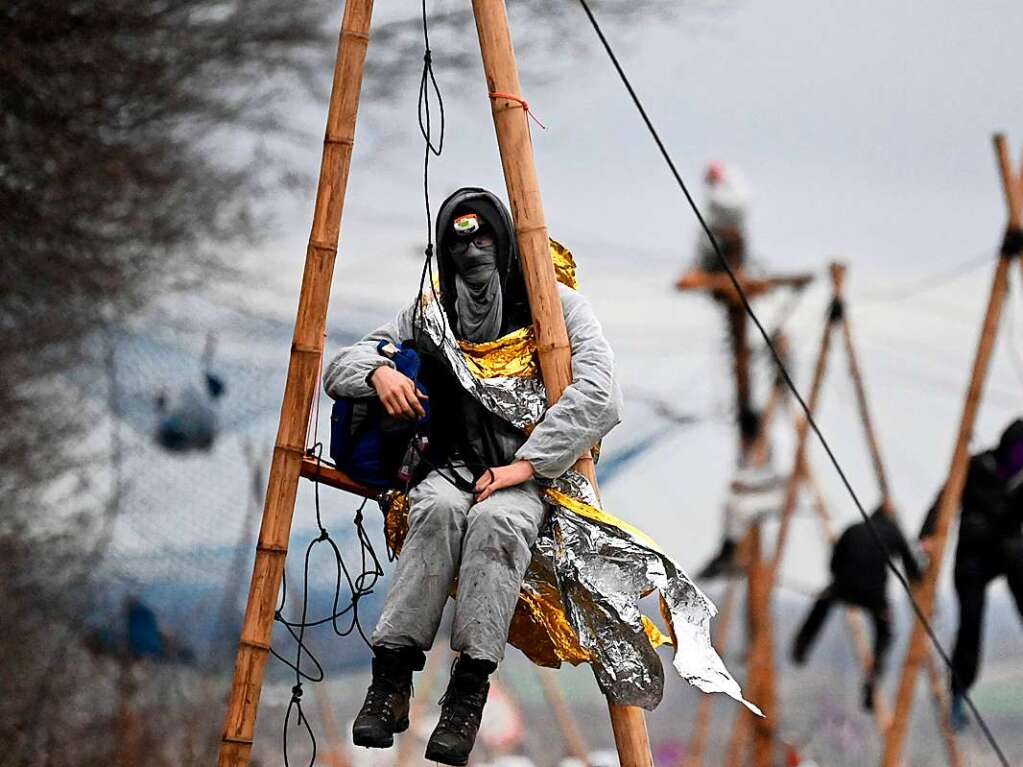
[{"xmin": 572, "ymin": 1, "xmax": 1009, "ymax": 763}]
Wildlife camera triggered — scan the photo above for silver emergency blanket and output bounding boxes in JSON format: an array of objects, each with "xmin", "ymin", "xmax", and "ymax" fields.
[{"xmin": 324, "ymin": 282, "xmax": 758, "ymax": 714}]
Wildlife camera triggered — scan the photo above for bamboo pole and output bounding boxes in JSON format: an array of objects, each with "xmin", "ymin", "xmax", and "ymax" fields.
[
  {"xmin": 779, "ymin": 279, "xmax": 961, "ymax": 764},
  {"xmin": 469, "ymin": 1, "xmax": 650, "ymax": 764},
  {"xmin": 881, "ymin": 134, "xmax": 1022, "ymax": 767},
  {"xmin": 925, "ymin": 650, "xmax": 962, "ymax": 767},
  {"xmin": 735, "ymin": 264, "xmax": 843, "ymax": 765},
  {"xmin": 832, "ymin": 278, "xmax": 961, "ymax": 764},
  {"xmin": 216, "ymin": 2, "xmax": 374, "ymax": 764},
  {"xmin": 715, "ymin": 337, "xmax": 793, "ymax": 767},
  {"xmin": 768, "ymin": 262, "xmax": 845, "ymax": 578},
  {"xmin": 536, "ymin": 668, "xmax": 592, "ymax": 765},
  {"xmin": 840, "ymin": 307, "xmax": 891, "ymax": 507},
  {"xmin": 690, "ymin": 342, "xmax": 786, "ymax": 767}
]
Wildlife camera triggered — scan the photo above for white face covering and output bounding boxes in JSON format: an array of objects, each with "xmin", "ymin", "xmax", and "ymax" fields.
[{"xmin": 451, "ymin": 239, "xmax": 503, "ymax": 342}]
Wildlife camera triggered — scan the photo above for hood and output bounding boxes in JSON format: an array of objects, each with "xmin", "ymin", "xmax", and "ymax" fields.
[
  {"xmin": 434, "ymin": 187, "xmax": 531, "ymax": 338},
  {"xmin": 996, "ymin": 418, "xmax": 1023, "ymax": 478}
]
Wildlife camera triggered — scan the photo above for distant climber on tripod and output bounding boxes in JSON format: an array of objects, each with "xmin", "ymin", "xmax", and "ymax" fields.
[
  {"xmin": 696, "ymin": 160, "xmax": 750, "ymax": 275},
  {"xmin": 699, "ymin": 410, "xmax": 786, "ymax": 579},
  {"xmin": 791, "ymin": 505, "xmax": 922, "ymax": 710},
  {"xmin": 919, "ymin": 417, "xmax": 1023, "ymax": 730}
]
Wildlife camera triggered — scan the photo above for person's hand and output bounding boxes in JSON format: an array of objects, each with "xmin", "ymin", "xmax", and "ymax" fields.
[
  {"xmin": 474, "ymin": 460, "xmax": 534, "ymax": 502},
  {"xmin": 371, "ymin": 365, "xmax": 427, "ymax": 421}
]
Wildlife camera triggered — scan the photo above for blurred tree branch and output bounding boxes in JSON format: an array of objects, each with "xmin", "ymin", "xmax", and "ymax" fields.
[{"xmin": 0, "ymin": 2, "xmax": 728, "ymax": 762}]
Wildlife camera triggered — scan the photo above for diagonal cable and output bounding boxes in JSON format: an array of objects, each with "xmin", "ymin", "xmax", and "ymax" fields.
[{"xmin": 573, "ymin": 1, "xmax": 1009, "ymax": 763}]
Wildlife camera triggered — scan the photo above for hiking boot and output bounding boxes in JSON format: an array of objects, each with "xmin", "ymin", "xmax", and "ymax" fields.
[
  {"xmin": 352, "ymin": 646, "xmax": 425, "ymax": 749},
  {"xmin": 424, "ymin": 655, "xmax": 496, "ymax": 766},
  {"xmin": 698, "ymin": 539, "xmax": 741, "ymax": 580}
]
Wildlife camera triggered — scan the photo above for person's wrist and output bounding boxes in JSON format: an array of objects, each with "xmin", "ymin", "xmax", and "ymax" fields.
[{"xmin": 369, "ymin": 363, "xmax": 392, "ymax": 385}]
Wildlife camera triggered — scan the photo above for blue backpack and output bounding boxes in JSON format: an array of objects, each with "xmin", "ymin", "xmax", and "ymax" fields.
[{"xmin": 329, "ymin": 340, "xmax": 430, "ymax": 488}]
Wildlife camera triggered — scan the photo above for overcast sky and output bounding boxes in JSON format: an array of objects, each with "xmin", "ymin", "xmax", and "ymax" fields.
[{"xmin": 210, "ymin": 0, "xmax": 1023, "ymax": 595}]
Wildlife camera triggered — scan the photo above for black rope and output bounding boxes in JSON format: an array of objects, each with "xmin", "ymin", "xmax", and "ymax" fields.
[
  {"xmin": 272, "ymin": 443, "xmax": 386, "ymax": 767},
  {"xmin": 574, "ymin": 1, "xmax": 1010, "ymax": 763},
  {"xmin": 414, "ymin": 0, "xmax": 448, "ymax": 352}
]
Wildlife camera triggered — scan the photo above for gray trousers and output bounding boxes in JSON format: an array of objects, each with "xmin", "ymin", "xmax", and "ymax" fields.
[{"xmin": 372, "ymin": 468, "xmax": 546, "ymax": 664}]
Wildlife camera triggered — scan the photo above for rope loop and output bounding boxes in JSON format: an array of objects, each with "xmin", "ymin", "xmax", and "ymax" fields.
[{"xmin": 488, "ymin": 91, "xmax": 547, "ymax": 130}]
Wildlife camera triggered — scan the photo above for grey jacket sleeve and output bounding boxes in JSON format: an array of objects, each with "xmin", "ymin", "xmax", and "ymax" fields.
[
  {"xmin": 323, "ymin": 301, "xmax": 417, "ymax": 399},
  {"xmin": 515, "ymin": 284, "xmax": 623, "ymax": 479}
]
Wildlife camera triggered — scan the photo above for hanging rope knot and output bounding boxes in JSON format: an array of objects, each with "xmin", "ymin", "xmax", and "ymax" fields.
[
  {"xmin": 488, "ymin": 91, "xmax": 547, "ymax": 130},
  {"xmin": 1001, "ymin": 226, "xmax": 1023, "ymax": 257},
  {"xmin": 424, "ymin": 244, "xmax": 434, "ymax": 259},
  {"xmin": 316, "ymin": 528, "xmax": 329, "ymax": 542},
  {"xmin": 291, "ymin": 684, "xmax": 303, "ymax": 700},
  {"xmin": 423, "ymin": 49, "xmax": 433, "ymax": 65}
]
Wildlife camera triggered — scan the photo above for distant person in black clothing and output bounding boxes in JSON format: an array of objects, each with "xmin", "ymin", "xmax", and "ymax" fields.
[
  {"xmin": 919, "ymin": 417, "xmax": 1023, "ymax": 730},
  {"xmin": 792, "ymin": 506, "xmax": 922, "ymax": 710}
]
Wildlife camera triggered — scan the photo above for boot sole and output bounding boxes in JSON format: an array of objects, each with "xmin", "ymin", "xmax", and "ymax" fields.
[
  {"xmin": 424, "ymin": 744, "xmax": 469, "ymax": 766},
  {"xmin": 352, "ymin": 717, "xmax": 409, "ymax": 749}
]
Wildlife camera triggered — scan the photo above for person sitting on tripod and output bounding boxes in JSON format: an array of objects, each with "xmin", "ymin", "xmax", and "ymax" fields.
[{"xmin": 324, "ymin": 188, "xmax": 622, "ymax": 766}]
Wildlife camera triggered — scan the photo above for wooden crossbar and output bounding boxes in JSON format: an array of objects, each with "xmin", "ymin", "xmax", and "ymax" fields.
[
  {"xmin": 298, "ymin": 457, "xmax": 380, "ymax": 498},
  {"xmin": 675, "ymin": 268, "xmax": 813, "ymax": 300}
]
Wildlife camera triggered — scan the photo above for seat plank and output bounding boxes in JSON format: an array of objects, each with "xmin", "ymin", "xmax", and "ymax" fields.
[{"xmin": 299, "ymin": 457, "xmax": 380, "ymax": 499}]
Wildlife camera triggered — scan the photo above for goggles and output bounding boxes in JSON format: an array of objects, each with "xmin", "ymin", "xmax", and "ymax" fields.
[{"xmin": 452, "ymin": 213, "xmax": 482, "ymax": 237}]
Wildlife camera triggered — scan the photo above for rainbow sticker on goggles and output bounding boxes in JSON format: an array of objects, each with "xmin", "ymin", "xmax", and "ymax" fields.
[{"xmin": 453, "ymin": 213, "xmax": 481, "ymax": 237}]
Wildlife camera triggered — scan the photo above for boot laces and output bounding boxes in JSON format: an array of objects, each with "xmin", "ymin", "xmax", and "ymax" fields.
[
  {"xmin": 436, "ymin": 686, "xmax": 486, "ymax": 731},
  {"xmin": 363, "ymin": 676, "xmax": 411, "ymax": 719},
  {"xmin": 363, "ymin": 686, "xmax": 397, "ymax": 718}
]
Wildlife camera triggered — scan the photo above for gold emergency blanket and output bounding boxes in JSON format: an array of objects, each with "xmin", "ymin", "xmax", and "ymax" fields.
[{"xmin": 381, "ymin": 240, "xmax": 758, "ymax": 712}]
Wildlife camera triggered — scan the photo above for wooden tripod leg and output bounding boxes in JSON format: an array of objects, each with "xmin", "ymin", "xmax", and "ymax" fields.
[
  {"xmin": 684, "ymin": 579, "xmax": 740, "ymax": 767},
  {"xmin": 839, "ymin": 299, "xmax": 891, "ymax": 506},
  {"xmin": 881, "ymin": 134, "xmax": 1020, "ymax": 767},
  {"xmin": 470, "ymin": 1, "xmax": 651, "ymax": 764},
  {"xmin": 834, "ymin": 277, "xmax": 962, "ymax": 765},
  {"xmin": 216, "ymin": 2, "xmax": 375, "ymax": 765},
  {"xmin": 924, "ymin": 651, "xmax": 962, "ymax": 767},
  {"xmin": 768, "ymin": 263, "xmax": 844, "ymax": 577},
  {"xmin": 536, "ymin": 668, "xmax": 591, "ymax": 765},
  {"xmin": 734, "ymin": 265, "xmax": 842, "ymax": 766},
  {"xmin": 746, "ymin": 523, "xmax": 775, "ymax": 767}
]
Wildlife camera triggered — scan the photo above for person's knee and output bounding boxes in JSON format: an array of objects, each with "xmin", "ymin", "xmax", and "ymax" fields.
[
  {"xmin": 408, "ymin": 481, "xmax": 468, "ymax": 533},
  {"xmin": 467, "ymin": 495, "xmax": 543, "ymax": 552}
]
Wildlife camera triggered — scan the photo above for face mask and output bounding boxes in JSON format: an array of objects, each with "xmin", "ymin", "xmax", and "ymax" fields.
[{"xmin": 449, "ymin": 237, "xmax": 502, "ymax": 343}]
